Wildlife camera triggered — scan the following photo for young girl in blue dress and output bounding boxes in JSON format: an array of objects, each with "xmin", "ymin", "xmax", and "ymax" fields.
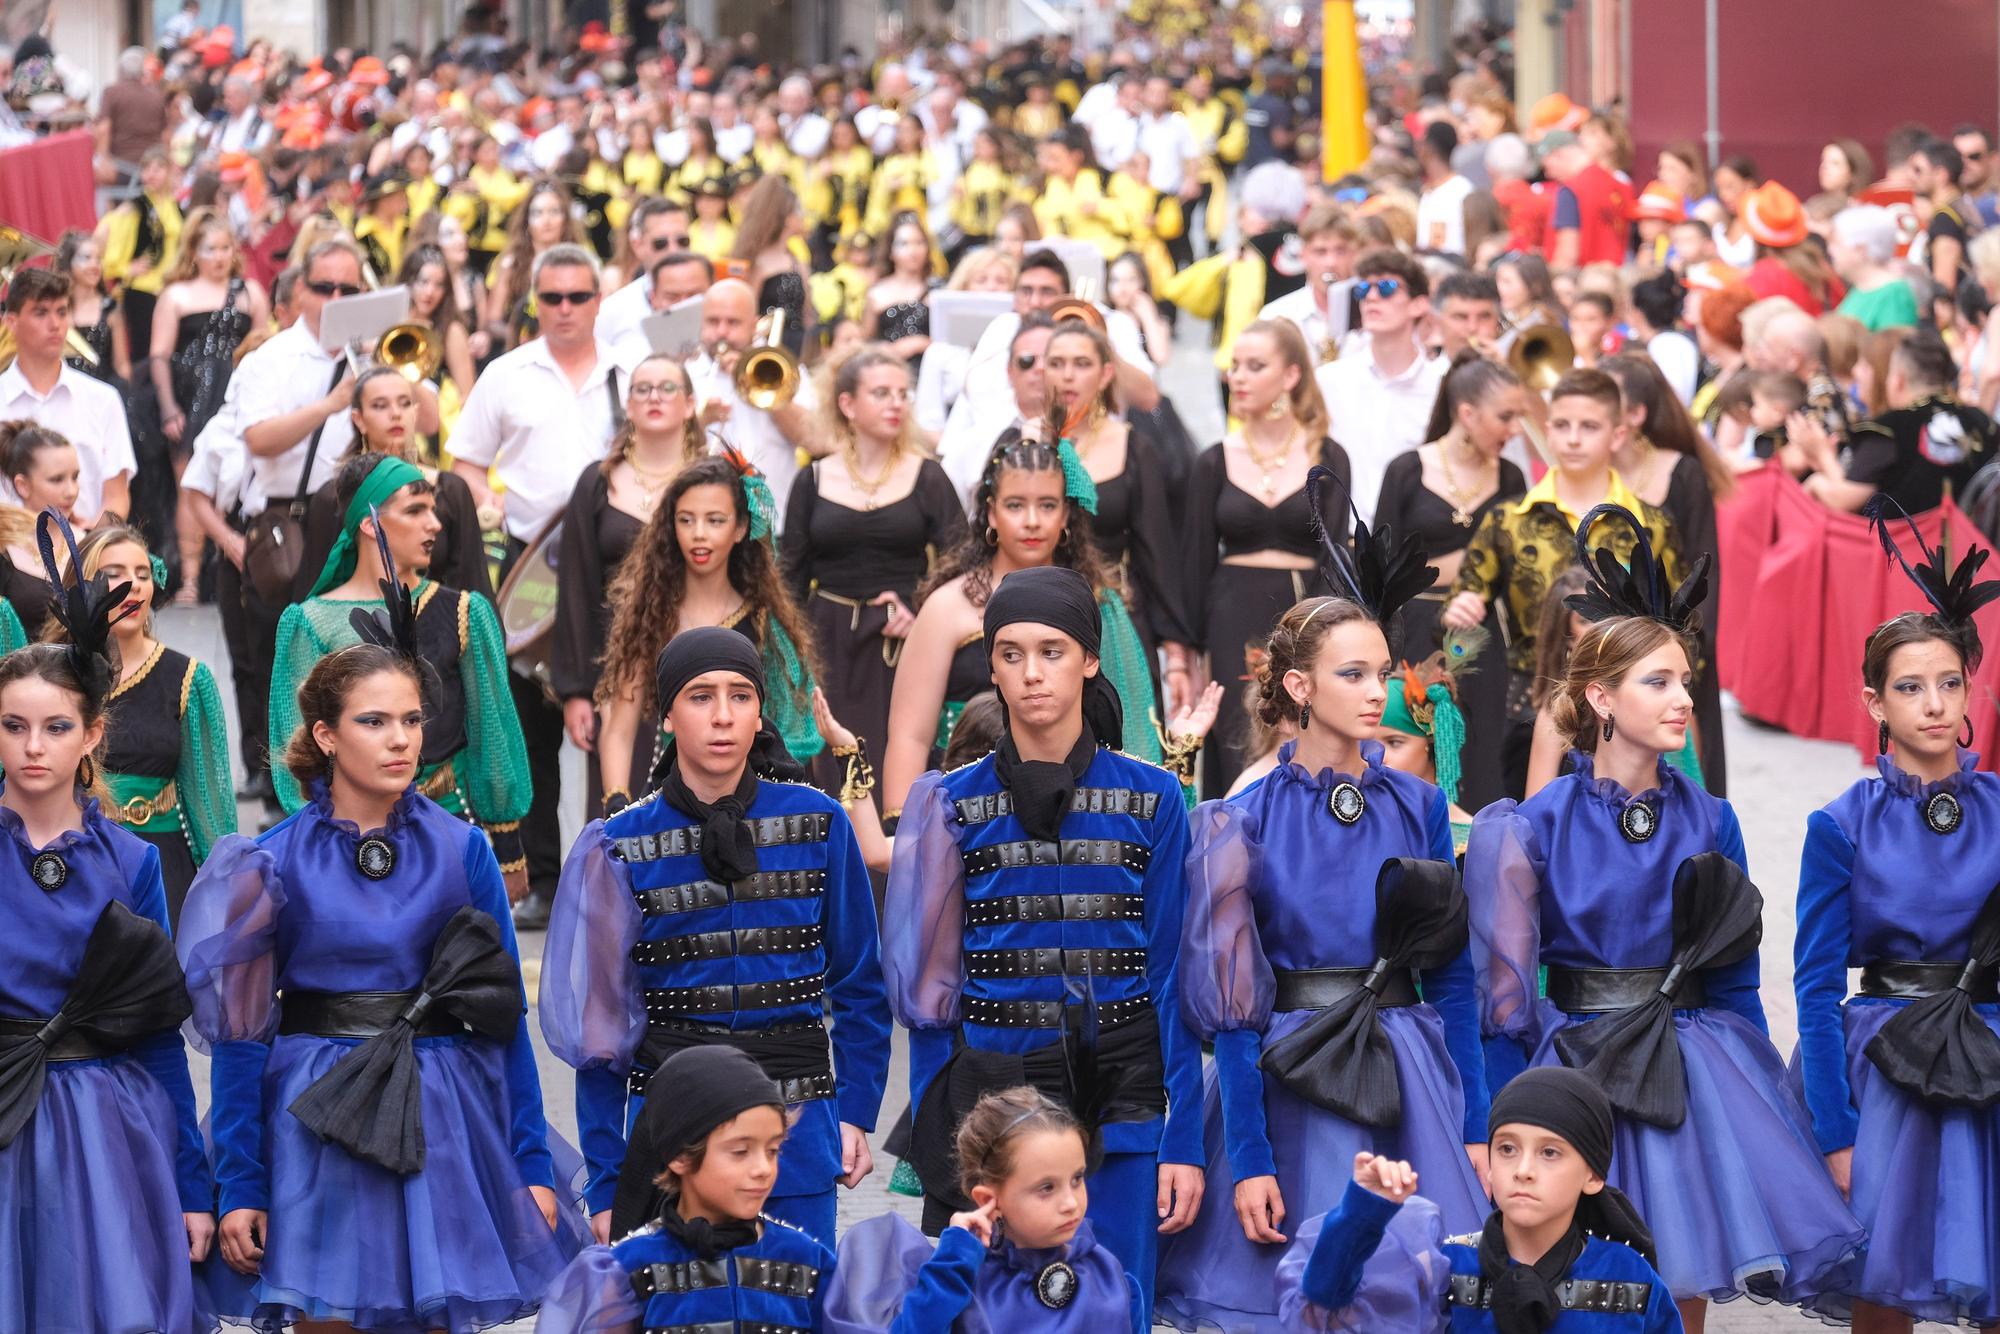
[
  {"xmin": 179, "ymin": 537, "xmax": 582, "ymax": 1331},
  {"xmin": 1465, "ymin": 506, "xmax": 1860, "ymax": 1331},
  {"xmin": 827, "ymin": 1086, "xmax": 1148, "ymax": 1332},
  {"xmin": 1793, "ymin": 501, "xmax": 2000, "ymax": 1330},
  {"xmin": 0, "ymin": 511, "xmax": 212, "ymax": 1332},
  {"xmin": 539, "ymin": 1043, "xmax": 836, "ymax": 1333},
  {"xmin": 1158, "ymin": 467, "xmax": 1490, "ymax": 1333}
]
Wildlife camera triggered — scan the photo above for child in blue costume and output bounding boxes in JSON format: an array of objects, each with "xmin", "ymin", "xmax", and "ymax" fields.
[
  {"xmin": 1466, "ymin": 505, "xmax": 1861, "ymax": 1328},
  {"xmin": 1158, "ymin": 467, "xmax": 1490, "ymax": 1333},
  {"xmin": 827, "ymin": 1087, "xmax": 1149, "ymax": 1332},
  {"xmin": 884, "ymin": 565, "xmax": 1206, "ymax": 1316},
  {"xmin": 543, "ymin": 624, "xmax": 891, "ymax": 1249},
  {"xmin": 0, "ymin": 512, "xmax": 212, "ymax": 1333},
  {"xmin": 1793, "ymin": 500, "xmax": 2000, "ymax": 1327},
  {"xmin": 1280, "ymin": 1067, "xmax": 1683, "ymax": 1333},
  {"xmin": 540, "ymin": 1044, "xmax": 837, "ymax": 1332},
  {"xmin": 180, "ymin": 557, "xmax": 581, "ymax": 1332}
]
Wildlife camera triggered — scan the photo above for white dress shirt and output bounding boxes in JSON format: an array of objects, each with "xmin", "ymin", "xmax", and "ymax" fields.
[
  {"xmin": 685, "ymin": 352, "xmax": 818, "ymax": 532},
  {"xmin": 595, "ymin": 275, "xmax": 655, "ymax": 356},
  {"xmin": 784, "ymin": 113, "xmax": 831, "ymax": 160},
  {"xmin": 714, "ymin": 122, "xmax": 754, "ymax": 164},
  {"xmin": 1089, "ymin": 106, "xmax": 1139, "ymax": 172},
  {"xmin": 1136, "ymin": 112, "xmax": 1199, "ymax": 194},
  {"xmin": 1259, "ymin": 281, "xmax": 1356, "ymax": 360},
  {"xmin": 228, "ymin": 320, "xmax": 352, "ymax": 518},
  {"xmin": 450, "ymin": 337, "xmax": 636, "ymax": 542},
  {"xmin": 1315, "ymin": 334, "xmax": 1448, "ymax": 526},
  {"xmin": 0, "ymin": 361, "xmax": 138, "ymax": 522},
  {"xmin": 855, "ymin": 103, "xmax": 905, "ymax": 157},
  {"xmin": 1416, "ymin": 174, "xmax": 1475, "ymax": 255},
  {"xmin": 212, "ymin": 106, "xmax": 272, "ymax": 155}
]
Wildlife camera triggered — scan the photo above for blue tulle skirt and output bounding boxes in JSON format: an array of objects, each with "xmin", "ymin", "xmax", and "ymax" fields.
[
  {"xmin": 1796, "ymin": 999, "xmax": 2000, "ymax": 1324},
  {"xmin": 1532, "ymin": 999, "xmax": 1863, "ymax": 1307},
  {"xmin": 0, "ymin": 1056, "xmax": 197, "ymax": 1334},
  {"xmin": 1156, "ymin": 1006, "xmax": 1486, "ymax": 1333},
  {"xmin": 205, "ymin": 1033, "xmax": 585, "ymax": 1333}
]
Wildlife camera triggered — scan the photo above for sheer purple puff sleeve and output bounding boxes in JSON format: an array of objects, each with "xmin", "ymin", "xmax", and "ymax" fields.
[
  {"xmin": 533, "ymin": 1244, "xmax": 643, "ymax": 1334},
  {"xmin": 176, "ymin": 833, "xmax": 286, "ymax": 1052},
  {"xmin": 822, "ymin": 1213, "xmax": 968, "ymax": 1334},
  {"xmin": 540, "ymin": 820, "xmax": 646, "ymax": 1072},
  {"xmin": 1277, "ymin": 1196, "xmax": 1452, "ymax": 1333},
  {"xmin": 1179, "ymin": 800, "xmax": 1274, "ymax": 1039},
  {"xmin": 1464, "ymin": 802, "xmax": 1544, "ymax": 1046},
  {"xmin": 883, "ymin": 772, "xmax": 967, "ymax": 1029}
]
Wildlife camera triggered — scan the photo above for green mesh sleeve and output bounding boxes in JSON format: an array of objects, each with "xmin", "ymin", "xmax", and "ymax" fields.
[
  {"xmin": 176, "ymin": 661, "xmax": 238, "ymax": 864},
  {"xmin": 269, "ymin": 603, "xmax": 332, "ymax": 815},
  {"xmin": 0, "ymin": 601, "xmax": 25, "ymax": 655},
  {"xmin": 1096, "ymin": 589, "xmax": 1162, "ymax": 764},
  {"xmin": 459, "ymin": 591, "xmax": 533, "ymax": 825},
  {"xmin": 761, "ymin": 615, "xmax": 825, "ymax": 765}
]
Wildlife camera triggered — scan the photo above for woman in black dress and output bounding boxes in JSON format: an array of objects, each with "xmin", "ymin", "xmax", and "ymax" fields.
[
  {"xmin": 552, "ymin": 353, "xmax": 706, "ymax": 816},
  {"xmin": 0, "ymin": 422, "xmax": 79, "ymax": 632},
  {"xmin": 732, "ymin": 175, "xmax": 813, "ymax": 357},
  {"xmin": 56, "ymin": 229, "xmax": 130, "ymax": 384},
  {"xmin": 1374, "ymin": 351, "xmax": 1529, "ymax": 660},
  {"xmin": 783, "ymin": 345, "xmax": 965, "ymax": 792},
  {"xmin": 863, "ymin": 211, "xmax": 939, "ymax": 368},
  {"xmin": 1603, "ymin": 350, "xmax": 1736, "ymax": 795},
  {"xmin": 1183, "ymin": 319, "xmax": 1348, "ymax": 795},
  {"xmin": 291, "ymin": 368, "xmax": 491, "ymax": 603}
]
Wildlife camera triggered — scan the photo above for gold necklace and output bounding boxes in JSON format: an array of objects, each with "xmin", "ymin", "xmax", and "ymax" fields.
[
  {"xmin": 624, "ymin": 453, "xmax": 677, "ymax": 514},
  {"xmin": 1244, "ymin": 425, "xmax": 1299, "ymax": 499},
  {"xmin": 843, "ymin": 444, "xmax": 895, "ymax": 509},
  {"xmin": 1436, "ymin": 437, "xmax": 1486, "ymax": 527}
]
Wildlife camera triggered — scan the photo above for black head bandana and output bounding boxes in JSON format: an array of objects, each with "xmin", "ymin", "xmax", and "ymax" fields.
[
  {"xmin": 1479, "ymin": 1067, "xmax": 1657, "ymax": 1334},
  {"xmin": 649, "ymin": 627, "xmax": 801, "ymax": 884},
  {"xmin": 610, "ymin": 1045, "xmax": 785, "ymax": 1247},
  {"xmin": 983, "ymin": 568, "xmax": 1124, "ymax": 841}
]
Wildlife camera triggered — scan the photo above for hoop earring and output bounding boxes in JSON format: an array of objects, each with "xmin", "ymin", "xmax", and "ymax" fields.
[
  {"xmin": 79, "ymin": 755, "xmax": 95, "ymax": 788},
  {"xmin": 1962, "ymin": 718, "xmax": 1976, "ymax": 750},
  {"xmin": 1600, "ymin": 714, "xmax": 1615, "ymax": 743},
  {"xmin": 983, "ymin": 525, "xmax": 998, "ymax": 548}
]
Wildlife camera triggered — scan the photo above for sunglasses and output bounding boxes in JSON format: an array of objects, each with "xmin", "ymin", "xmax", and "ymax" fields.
[
  {"xmin": 536, "ymin": 289, "xmax": 598, "ymax": 308},
  {"xmin": 649, "ymin": 234, "xmax": 692, "ymax": 251},
  {"xmin": 1015, "ymin": 354, "xmax": 1040, "ymax": 370},
  {"xmin": 307, "ymin": 281, "xmax": 364, "ymax": 298},
  {"xmin": 1354, "ymin": 277, "xmax": 1405, "ymax": 299}
]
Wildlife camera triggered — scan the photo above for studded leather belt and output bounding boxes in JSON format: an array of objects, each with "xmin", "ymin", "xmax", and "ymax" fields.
[
  {"xmin": 961, "ymin": 992, "xmax": 1153, "ymax": 1029},
  {"xmin": 965, "ymin": 947, "xmax": 1148, "ymax": 980},
  {"xmin": 643, "ymin": 973, "xmax": 827, "ymax": 1017},
  {"xmin": 631, "ymin": 870, "xmax": 827, "ymax": 917},
  {"xmin": 630, "ymin": 924, "xmax": 825, "ymax": 966},
  {"xmin": 962, "ymin": 838, "xmax": 1151, "ymax": 878},
  {"xmin": 1449, "ymin": 1272, "xmax": 1654, "ymax": 1314},
  {"xmin": 964, "ymin": 892, "xmax": 1146, "ymax": 928},
  {"xmin": 1272, "ymin": 965, "xmax": 1418, "ymax": 1010},
  {"xmin": 1544, "ymin": 965, "xmax": 1707, "ymax": 1014}
]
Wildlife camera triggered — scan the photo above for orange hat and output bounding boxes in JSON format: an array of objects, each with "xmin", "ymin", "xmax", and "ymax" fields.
[
  {"xmin": 1633, "ymin": 180, "xmax": 1685, "ymax": 223},
  {"xmin": 1683, "ymin": 259, "xmax": 1742, "ymax": 294},
  {"xmin": 281, "ymin": 120, "xmax": 323, "ymax": 150},
  {"xmin": 296, "ymin": 68, "xmax": 335, "ymax": 98},
  {"xmin": 229, "ymin": 57, "xmax": 264, "ymax": 81},
  {"xmin": 1741, "ymin": 180, "xmax": 1807, "ymax": 248},
  {"xmin": 1528, "ymin": 92, "xmax": 1586, "ymax": 134},
  {"xmin": 217, "ymin": 150, "xmax": 251, "ymax": 182},
  {"xmin": 348, "ymin": 56, "xmax": 389, "ymax": 87},
  {"xmin": 201, "ymin": 27, "xmax": 235, "ymax": 68}
]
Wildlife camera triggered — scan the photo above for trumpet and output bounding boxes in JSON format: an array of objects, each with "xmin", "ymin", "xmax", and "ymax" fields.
[
  {"xmin": 346, "ymin": 322, "xmax": 443, "ymax": 382},
  {"xmin": 735, "ymin": 308, "xmax": 799, "ymax": 411},
  {"xmin": 1489, "ymin": 316, "xmax": 1575, "ymax": 393}
]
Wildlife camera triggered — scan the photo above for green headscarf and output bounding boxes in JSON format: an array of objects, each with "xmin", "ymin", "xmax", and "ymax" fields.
[
  {"xmin": 308, "ymin": 456, "xmax": 428, "ymax": 596},
  {"xmin": 1381, "ymin": 675, "xmax": 1467, "ymax": 806}
]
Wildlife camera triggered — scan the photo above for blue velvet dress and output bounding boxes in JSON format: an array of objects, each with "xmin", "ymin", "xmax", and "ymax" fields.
[
  {"xmin": 1157, "ymin": 740, "xmax": 1490, "ymax": 1333},
  {"xmin": 884, "ymin": 745, "xmax": 1204, "ymax": 1316},
  {"xmin": 538, "ymin": 1211, "xmax": 834, "ymax": 1332},
  {"xmin": 1793, "ymin": 750, "xmax": 2000, "ymax": 1323},
  {"xmin": 179, "ymin": 785, "xmax": 582, "ymax": 1332},
  {"xmin": 1465, "ymin": 752, "xmax": 1862, "ymax": 1306},
  {"xmin": 825, "ymin": 1214, "xmax": 1147, "ymax": 1332},
  {"xmin": 0, "ymin": 790, "xmax": 210, "ymax": 1333},
  {"xmin": 1276, "ymin": 1181, "xmax": 1684, "ymax": 1332},
  {"xmin": 541, "ymin": 776, "xmax": 891, "ymax": 1248}
]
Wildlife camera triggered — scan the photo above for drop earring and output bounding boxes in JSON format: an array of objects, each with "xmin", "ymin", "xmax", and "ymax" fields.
[
  {"xmin": 1878, "ymin": 721, "xmax": 1890, "ymax": 755},
  {"xmin": 1265, "ymin": 397, "xmax": 1287, "ymax": 420},
  {"xmin": 1963, "ymin": 718, "xmax": 1977, "ymax": 750},
  {"xmin": 1600, "ymin": 714, "xmax": 1615, "ymax": 743},
  {"xmin": 1299, "ymin": 701, "xmax": 1313, "ymax": 731}
]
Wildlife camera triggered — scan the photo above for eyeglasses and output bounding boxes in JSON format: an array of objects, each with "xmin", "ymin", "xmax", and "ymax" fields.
[
  {"xmin": 631, "ymin": 381, "xmax": 686, "ymax": 400},
  {"xmin": 1015, "ymin": 354, "xmax": 1040, "ymax": 370},
  {"xmin": 306, "ymin": 280, "xmax": 364, "ymax": 298},
  {"xmin": 1354, "ymin": 277, "xmax": 1405, "ymax": 299},
  {"xmin": 536, "ymin": 289, "xmax": 598, "ymax": 307},
  {"xmin": 649, "ymin": 234, "xmax": 692, "ymax": 252}
]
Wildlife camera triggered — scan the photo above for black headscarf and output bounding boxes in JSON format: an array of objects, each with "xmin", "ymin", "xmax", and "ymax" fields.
[
  {"xmin": 610, "ymin": 1045, "xmax": 786, "ymax": 1249},
  {"xmin": 982, "ymin": 568, "xmax": 1124, "ymax": 842},
  {"xmin": 1479, "ymin": 1068, "xmax": 1657, "ymax": 1334},
  {"xmin": 648, "ymin": 627, "xmax": 804, "ymax": 884}
]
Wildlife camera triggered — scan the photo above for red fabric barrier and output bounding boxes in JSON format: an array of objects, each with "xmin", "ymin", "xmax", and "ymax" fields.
[
  {"xmin": 0, "ymin": 131, "xmax": 98, "ymax": 244},
  {"xmin": 1715, "ymin": 463, "xmax": 2000, "ymax": 767}
]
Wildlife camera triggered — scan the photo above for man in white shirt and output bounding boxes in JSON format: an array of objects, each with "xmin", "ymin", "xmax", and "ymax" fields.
[
  {"xmin": 710, "ymin": 90, "xmax": 753, "ymax": 164},
  {"xmin": 855, "ymin": 66, "xmax": 915, "ymax": 155},
  {"xmin": 606, "ymin": 252, "xmax": 713, "ymax": 366},
  {"xmin": 207, "ymin": 76, "xmax": 271, "ymax": 156},
  {"xmin": 594, "ymin": 198, "xmax": 691, "ymax": 351},
  {"xmin": 0, "ymin": 268, "xmax": 136, "ymax": 525},
  {"xmin": 1136, "ymin": 75, "xmax": 1204, "ymax": 271},
  {"xmin": 778, "ymin": 75, "xmax": 831, "ymax": 160},
  {"xmin": 450, "ymin": 242, "xmax": 635, "ymax": 928},
  {"xmin": 1415, "ymin": 121, "xmax": 1475, "ymax": 256},
  {"xmin": 1316, "ymin": 249, "xmax": 1447, "ymax": 526},
  {"xmin": 684, "ymin": 278, "xmax": 824, "ymax": 526},
  {"xmin": 1258, "ymin": 201, "xmax": 1360, "ymax": 365},
  {"xmin": 1087, "ymin": 76, "xmax": 1142, "ymax": 173}
]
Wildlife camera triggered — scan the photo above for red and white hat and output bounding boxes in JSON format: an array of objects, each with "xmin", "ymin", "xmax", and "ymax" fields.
[{"xmin": 1633, "ymin": 180, "xmax": 1685, "ymax": 223}]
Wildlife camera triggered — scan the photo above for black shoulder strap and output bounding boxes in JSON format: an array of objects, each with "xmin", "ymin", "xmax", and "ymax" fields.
[
  {"xmin": 292, "ymin": 360, "xmax": 348, "ymax": 511},
  {"xmin": 605, "ymin": 362, "xmax": 626, "ymax": 431}
]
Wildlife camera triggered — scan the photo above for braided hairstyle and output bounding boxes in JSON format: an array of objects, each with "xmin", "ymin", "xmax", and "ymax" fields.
[{"xmin": 920, "ymin": 435, "xmax": 1106, "ymax": 609}]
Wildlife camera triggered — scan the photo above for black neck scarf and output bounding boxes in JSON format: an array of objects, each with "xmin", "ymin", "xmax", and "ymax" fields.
[
  {"xmin": 1478, "ymin": 1214, "xmax": 1587, "ymax": 1334},
  {"xmin": 659, "ymin": 752, "xmax": 762, "ymax": 886},
  {"xmin": 657, "ymin": 1199, "xmax": 760, "ymax": 1260},
  {"xmin": 993, "ymin": 724, "xmax": 1098, "ymax": 843}
]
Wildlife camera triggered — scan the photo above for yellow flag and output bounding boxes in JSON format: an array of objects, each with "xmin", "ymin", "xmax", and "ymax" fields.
[{"xmin": 1321, "ymin": 0, "xmax": 1369, "ymax": 182}]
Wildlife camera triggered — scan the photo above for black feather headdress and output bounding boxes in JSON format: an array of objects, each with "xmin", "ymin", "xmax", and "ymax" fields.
[
  {"xmin": 37, "ymin": 510, "xmax": 135, "ymax": 705},
  {"xmin": 1563, "ymin": 504, "xmax": 1710, "ymax": 634},
  {"xmin": 1863, "ymin": 493, "xmax": 2000, "ymax": 667},
  {"xmin": 346, "ymin": 504, "xmax": 421, "ymax": 661},
  {"xmin": 1306, "ymin": 464, "xmax": 1437, "ymax": 629}
]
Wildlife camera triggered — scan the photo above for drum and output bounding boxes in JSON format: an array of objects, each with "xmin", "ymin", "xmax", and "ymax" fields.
[{"xmin": 497, "ymin": 518, "xmax": 562, "ymax": 698}]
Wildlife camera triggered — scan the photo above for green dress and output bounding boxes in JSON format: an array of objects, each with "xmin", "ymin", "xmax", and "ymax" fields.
[{"xmin": 0, "ymin": 601, "xmax": 24, "ymax": 655}]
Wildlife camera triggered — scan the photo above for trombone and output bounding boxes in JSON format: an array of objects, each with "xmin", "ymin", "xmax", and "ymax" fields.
[
  {"xmin": 0, "ymin": 224, "xmax": 104, "ymax": 371},
  {"xmin": 734, "ymin": 308, "xmax": 800, "ymax": 411},
  {"xmin": 1490, "ymin": 313, "xmax": 1575, "ymax": 393},
  {"xmin": 343, "ymin": 323, "xmax": 443, "ymax": 382}
]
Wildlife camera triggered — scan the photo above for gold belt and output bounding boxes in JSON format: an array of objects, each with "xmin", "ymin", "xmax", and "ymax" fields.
[
  {"xmin": 419, "ymin": 760, "xmax": 458, "ymax": 800},
  {"xmin": 116, "ymin": 781, "xmax": 177, "ymax": 826},
  {"xmin": 810, "ymin": 584, "xmax": 905, "ymax": 667}
]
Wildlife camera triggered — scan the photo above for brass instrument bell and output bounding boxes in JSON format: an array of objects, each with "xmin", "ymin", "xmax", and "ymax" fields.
[{"xmin": 735, "ymin": 308, "xmax": 800, "ymax": 411}]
